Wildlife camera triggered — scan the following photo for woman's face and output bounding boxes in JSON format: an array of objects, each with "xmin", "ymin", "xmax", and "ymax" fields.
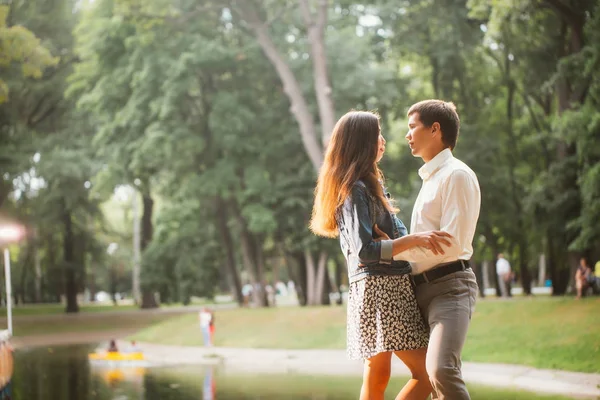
[{"xmin": 376, "ymin": 130, "xmax": 386, "ymax": 163}]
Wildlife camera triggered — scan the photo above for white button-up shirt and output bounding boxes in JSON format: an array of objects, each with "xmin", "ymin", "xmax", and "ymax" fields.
[
  {"xmin": 393, "ymin": 148, "xmax": 481, "ymax": 274},
  {"xmin": 496, "ymin": 257, "xmax": 511, "ymax": 275}
]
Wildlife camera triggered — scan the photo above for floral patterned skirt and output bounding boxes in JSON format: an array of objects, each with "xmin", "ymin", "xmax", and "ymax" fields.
[{"xmin": 346, "ymin": 274, "xmax": 429, "ymax": 360}]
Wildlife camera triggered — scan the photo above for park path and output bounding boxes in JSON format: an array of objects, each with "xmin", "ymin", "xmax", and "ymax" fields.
[{"xmin": 131, "ymin": 341, "xmax": 600, "ymax": 399}]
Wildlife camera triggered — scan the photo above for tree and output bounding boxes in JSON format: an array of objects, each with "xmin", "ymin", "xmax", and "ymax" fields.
[{"xmin": 0, "ymin": 5, "xmax": 57, "ymax": 104}]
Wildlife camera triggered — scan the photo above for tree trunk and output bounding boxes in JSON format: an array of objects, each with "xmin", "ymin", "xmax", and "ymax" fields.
[
  {"xmin": 304, "ymin": 249, "xmax": 330, "ymax": 305},
  {"xmin": 504, "ymin": 52, "xmax": 532, "ymax": 295},
  {"xmin": 109, "ymin": 266, "xmax": 118, "ymax": 306},
  {"xmin": 140, "ymin": 187, "xmax": 158, "ymax": 309},
  {"xmin": 472, "ymin": 260, "xmax": 485, "ymax": 298},
  {"xmin": 47, "ymin": 234, "xmax": 57, "ymax": 304},
  {"xmin": 233, "ymin": 1, "xmax": 323, "ymax": 169},
  {"xmin": 132, "ymin": 189, "xmax": 141, "ymax": 305},
  {"xmin": 239, "ymin": 230, "xmax": 262, "ymax": 306},
  {"xmin": 320, "ymin": 265, "xmax": 332, "ymax": 305},
  {"xmin": 34, "ymin": 230, "xmax": 42, "ymax": 303},
  {"xmin": 19, "ymin": 243, "xmax": 31, "ymax": 304},
  {"xmin": 231, "ymin": 201, "xmax": 266, "ymax": 307},
  {"xmin": 314, "ymin": 250, "xmax": 328, "ymax": 304},
  {"xmin": 140, "ymin": 191, "xmax": 154, "ymax": 251},
  {"xmin": 549, "ymin": 232, "xmax": 569, "ymax": 295},
  {"xmin": 550, "ymin": 18, "xmax": 585, "ymax": 294},
  {"xmin": 298, "ymin": 0, "xmax": 336, "ymax": 146},
  {"xmin": 232, "ymin": 3, "xmax": 341, "ymax": 302},
  {"xmin": 253, "ymin": 235, "xmax": 269, "ymax": 306},
  {"xmin": 88, "ymin": 263, "xmax": 96, "ymax": 303},
  {"xmin": 518, "ymin": 242, "xmax": 532, "ymax": 295},
  {"xmin": 293, "ymin": 252, "xmax": 308, "ymax": 306},
  {"xmin": 215, "ymin": 199, "xmax": 243, "ymax": 306},
  {"xmin": 279, "ymin": 245, "xmax": 306, "ymax": 306},
  {"xmin": 75, "ymin": 230, "xmax": 86, "ymax": 295},
  {"xmin": 0, "ymin": 178, "xmax": 9, "ymax": 209},
  {"xmin": 62, "ymin": 199, "xmax": 79, "ymax": 313},
  {"xmin": 334, "ymin": 257, "xmax": 344, "ymax": 305},
  {"xmin": 304, "ymin": 249, "xmax": 316, "ymax": 305}
]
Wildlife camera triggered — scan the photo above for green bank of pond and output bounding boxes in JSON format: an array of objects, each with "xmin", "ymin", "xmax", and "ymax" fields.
[{"xmin": 8, "ymin": 345, "xmax": 588, "ymax": 400}]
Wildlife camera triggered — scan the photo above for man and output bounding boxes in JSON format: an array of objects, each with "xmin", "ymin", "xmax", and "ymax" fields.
[
  {"xmin": 199, "ymin": 307, "xmax": 213, "ymax": 347},
  {"xmin": 496, "ymin": 253, "xmax": 512, "ymax": 298},
  {"xmin": 393, "ymin": 100, "xmax": 480, "ymax": 400}
]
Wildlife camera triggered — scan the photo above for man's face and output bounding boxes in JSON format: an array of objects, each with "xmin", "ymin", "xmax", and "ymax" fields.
[{"xmin": 405, "ymin": 112, "xmax": 434, "ymax": 160}]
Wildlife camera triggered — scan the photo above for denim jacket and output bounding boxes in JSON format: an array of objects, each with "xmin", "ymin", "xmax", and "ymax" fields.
[{"xmin": 336, "ymin": 180, "xmax": 411, "ymax": 284}]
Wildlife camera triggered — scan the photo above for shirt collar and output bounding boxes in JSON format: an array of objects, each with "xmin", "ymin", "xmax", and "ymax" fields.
[{"xmin": 418, "ymin": 148, "xmax": 453, "ymax": 180}]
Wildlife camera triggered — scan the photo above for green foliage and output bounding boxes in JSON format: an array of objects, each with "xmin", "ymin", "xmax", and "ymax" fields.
[
  {"xmin": 3, "ymin": 0, "xmax": 599, "ymax": 307},
  {"xmin": 0, "ymin": 5, "xmax": 58, "ymax": 103}
]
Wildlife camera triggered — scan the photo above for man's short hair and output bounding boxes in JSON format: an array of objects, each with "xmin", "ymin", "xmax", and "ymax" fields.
[{"xmin": 408, "ymin": 100, "xmax": 460, "ymax": 149}]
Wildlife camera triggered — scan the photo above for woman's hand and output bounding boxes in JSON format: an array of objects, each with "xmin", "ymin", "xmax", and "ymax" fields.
[
  {"xmin": 409, "ymin": 230, "xmax": 453, "ymax": 255},
  {"xmin": 374, "ymin": 224, "xmax": 453, "ymax": 255},
  {"xmin": 373, "ymin": 224, "xmax": 391, "ymax": 242}
]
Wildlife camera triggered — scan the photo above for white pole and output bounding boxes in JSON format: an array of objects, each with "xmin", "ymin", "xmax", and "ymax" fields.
[
  {"xmin": 3, "ymin": 248, "xmax": 12, "ymax": 336},
  {"xmin": 482, "ymin": 260, "xmax": 490, "ymax": 291},
  {"xmin": 538, "ymin": 253, "xmax": 546, "ymax": 287}
]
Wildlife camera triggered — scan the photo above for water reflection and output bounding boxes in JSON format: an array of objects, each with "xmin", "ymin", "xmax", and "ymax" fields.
[
  {"xmin": 203, "ymin": 367, "xmax": 215, "ymax": 400},
  {"xmin": 13, "ymin": 345, "xmax": 93, "ymax": 400},
  {"xmin": 10, "ymin": 345, "xmax": 582, "ymax": 400}
]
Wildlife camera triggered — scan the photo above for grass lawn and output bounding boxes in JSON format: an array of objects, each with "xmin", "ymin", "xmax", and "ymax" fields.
[
  {"xmin": 0, "ymin": 298, "xmax": 222, "ymax": 317},
  {"xmin": 462, "ymin": 296, "xmax": 600, "ymax": 373},
  {"xmin": 131, "ymin": 296, "xmax": 600, "ymax": 373},
  {"xmin": 6, "ymin": 312, "xmax": 175, "ymax": 337},
  {"xmin": 0, "ymin": 303, "xmax": 138, "ymax": 317}
]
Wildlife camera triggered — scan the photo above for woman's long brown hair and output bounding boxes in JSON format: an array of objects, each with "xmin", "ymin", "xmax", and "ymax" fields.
[{"xmin": 310, "ymin": 111, "xmax": 396, "ymax": 238}]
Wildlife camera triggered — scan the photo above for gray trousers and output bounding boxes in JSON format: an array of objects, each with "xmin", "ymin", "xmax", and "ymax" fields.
[
  {"xmin": 498, "ymin": 274, "xmax": 509, "ymax": 297},
  {"xmin": 415, "ymin": 268, "xmax": 478, "ymax": 400}
]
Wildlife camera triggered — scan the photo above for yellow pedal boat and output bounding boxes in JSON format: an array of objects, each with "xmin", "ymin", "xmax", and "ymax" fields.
[{"xmin": 88, "ymin": 351, "xmax": 145, "ymax": 361}]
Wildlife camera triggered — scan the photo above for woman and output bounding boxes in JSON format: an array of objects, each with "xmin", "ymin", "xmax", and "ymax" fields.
[
  {"xmin": 107, "ymin": 339, "xmax": 118, "ymax": 353},
  {"xmin": 310, "ymin": 111, "xmax": 451, "ymax": 400},
  {"xmin": 575, "ymin": 257, "xmax": 593, "ymax": 299}
]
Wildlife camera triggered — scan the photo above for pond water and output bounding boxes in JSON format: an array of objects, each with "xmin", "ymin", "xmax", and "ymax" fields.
[{"xmin": 6, "ymin": 345, "xmax": 584, "ymax": 400}]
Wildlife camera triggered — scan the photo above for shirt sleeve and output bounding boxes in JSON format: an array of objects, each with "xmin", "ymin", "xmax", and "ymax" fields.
[
  {"xmin": 339, "ymin": 183, "xmax": 394, "ymax": 266},
  {"xmin": 393, "ymin": 169, "xmax": 480, "ymax": 263}
]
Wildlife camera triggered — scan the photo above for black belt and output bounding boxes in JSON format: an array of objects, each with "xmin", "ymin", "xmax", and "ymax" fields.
[{"xmin": 412, "ymin": 260, "xmax": 471, "ymax": 285}]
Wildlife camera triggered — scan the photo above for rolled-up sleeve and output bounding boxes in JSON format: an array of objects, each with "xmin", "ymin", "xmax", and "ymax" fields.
[{"xmin": 340, "ymin": 183, "xmax": 393, "ymax": 266}]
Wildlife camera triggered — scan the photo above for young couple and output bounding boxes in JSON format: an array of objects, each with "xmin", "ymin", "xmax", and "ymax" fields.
[{"xmin": 311, "ymin": 100, "xmax": 481, "ymax": 400}]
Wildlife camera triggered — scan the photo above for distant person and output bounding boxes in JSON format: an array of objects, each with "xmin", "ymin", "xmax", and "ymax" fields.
[
  {"xmin": 0, "ymin": 341, "xmax": 13, "ymax": 391},
  {"xmin": 241, "ymin": 282, "xmax": 253, "ymax": 307},
  {"xmin": 275, "ymin": 281, "xmax": 288, "ymax": 296},
  {"xmin": 575, "ymin": 258, "xmax": 593, "ymax": 299},
  {"xmin": 107, "ymin": 339, "xmax": 118, "ymax": 353},
  {"xmin": 496, "ymin": 253, "xmax": 512, "ymax": 298},
  {"xmin": 287, "ymin": 280, "xmax": 295, "ymax": 293},
  {"xmin": 209, "ymin": 309, "xmax": 216, "ymax": 345},
  {"xmin": 128, "ymin": 340, "xmax": 141, "ymax": 353},
  {"xmin": 199, "ymin": 308, "xmax": 213, "ymax": 346},
  {"xmin": 593, "ymin": 260, "xmax": 600, "ymax": 294}
]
